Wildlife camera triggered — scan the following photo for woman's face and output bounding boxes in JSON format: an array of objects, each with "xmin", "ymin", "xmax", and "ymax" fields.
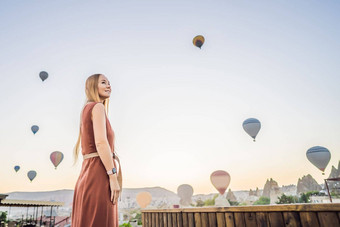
[{"xmin": 97, "ymin": 74, "xmax": 111, "ymax": 100}]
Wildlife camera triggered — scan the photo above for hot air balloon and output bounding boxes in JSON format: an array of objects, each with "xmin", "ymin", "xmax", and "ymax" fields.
[
  {"xmin": 136, "ymin": 192, "xmax": 152, "ymax": 208},
  {"xmin": 31, "ymin": 125, "xmax": 39, "ymax": 134},
  {"xmin": 210, "ymin": 170, "xmax": 231, "ymax": 195},
  {"xmin": 14, "ymin": 165, "xmax": 20, "ymax": 172},
  {"xmin": 242, "ymin": 118, "xmax": 261, "ymax": 141},
  {"xmin": 27, "ymin": 170, "xmax": 37, "ymax": 182},
  {"xmin": 50, "ymin": 151, "xmax": 64, "ymax": 169},
  {"xmin": 193, "ymin": 35, "xmax": 205, "ymax": 49},
  {"xmin": 306, "ymin": 146, "xmax": 331, "ymax": 175},
  {"xmin": 177, "ymin": 184, "xmax": 194, "ymax": 206},
  {"xmin": 39, "ymin": 71, "xmax": 48, "ymax": 82}
]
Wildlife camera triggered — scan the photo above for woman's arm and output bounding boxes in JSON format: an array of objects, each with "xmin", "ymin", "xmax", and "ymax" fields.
[
  {"xmin": 92, "ymin": 103, "xmax": 115, "ymax": 171},
  {"xmin": 92, "ymin": 102, "xmax": 120, "ymax": 204}
]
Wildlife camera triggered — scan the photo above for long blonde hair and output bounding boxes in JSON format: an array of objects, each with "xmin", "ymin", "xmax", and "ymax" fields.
[{"xmin": 73, "ymin": 74, "xmax": 110, "ymax": 163}]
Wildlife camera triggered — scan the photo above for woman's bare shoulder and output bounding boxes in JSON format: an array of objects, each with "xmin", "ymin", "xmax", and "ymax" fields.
[{"xmin": 92, "ymin": 102, "xmax": 105, "ymax": 118}]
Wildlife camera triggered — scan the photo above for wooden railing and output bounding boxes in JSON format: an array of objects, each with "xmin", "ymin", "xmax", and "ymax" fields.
[{"xmin": 142, "ymin": 203, "xmax": 340, "ymax": 227}]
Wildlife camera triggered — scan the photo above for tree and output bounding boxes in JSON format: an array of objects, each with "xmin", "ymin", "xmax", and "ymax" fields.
[
  {"xmin": 299, "ymin": 191, "xmax": 320, "ymax": 203},
  {"xmin": 298, "ymin": 193, "xmax": 309, "ymax": 203},
  {"xmin": 276, "ymin": 194, "xmax": 298, "ymax": 204},
  {"xmin": 0, "ymin": 212, "xmax": 7, "ymax": 222},
  {"xmin": 253, "ymin": 196, "xmax": 270, "ymax": 205},
  {"xmin": 134, "ymin": 212, "xmax": 142, "ymax": 225},
  {"xmin": 119, "ymin": 223, "xmax": 132, "ymax": 227},
  {"xmin": 204, "ymin": 195, "xmax": 218, "ymax": 206},
  {"xmin": 204, "ymin": 198, "xmax": 215, "ymax": 206},
  {"xmin": 195, "ymin": 198, "xmax": 205, "ymax": 207},
  {"xmin": 228, "ymin": 200, "xmax": 239, "ymax": 206}
]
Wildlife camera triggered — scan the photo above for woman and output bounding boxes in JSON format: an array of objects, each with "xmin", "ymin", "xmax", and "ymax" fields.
[{"xmin": 72, "ymin": 74, "xmax": 122, "ymax": 227}]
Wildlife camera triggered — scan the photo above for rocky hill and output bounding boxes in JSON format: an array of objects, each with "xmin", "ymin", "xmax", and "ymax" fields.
[
  {"xmin": 327, "ymin": 161, "xmax": 340, "ymax": 189},
  {"xmin": 226, "ymin": 189, "xmax": 237, "ymax": 202},
  {"xmin": 297, "ymin": 174, "xmax": 322, "ymax": 194}
]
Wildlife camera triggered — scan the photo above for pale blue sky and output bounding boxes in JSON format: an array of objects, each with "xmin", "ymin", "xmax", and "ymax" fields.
[{"xmin": 1, "ymin": 0, "xmax": 339, "ymax": 194}]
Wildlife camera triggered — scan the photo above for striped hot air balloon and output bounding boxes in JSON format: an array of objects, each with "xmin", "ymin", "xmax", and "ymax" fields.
[
  {"xmin": 306, "ymin": 146, "xmax": 331, "ymax": 174},
  {"xmin": 50, "ymin": 151, "xmax": 64, "ymax": 169},
  {"xmin": 242, "ymin": 118, "xmax": 261, "ymax": 142},
  {"xmin": 210, "ymin": 170, "xmax": 231, "ymax": 195}
]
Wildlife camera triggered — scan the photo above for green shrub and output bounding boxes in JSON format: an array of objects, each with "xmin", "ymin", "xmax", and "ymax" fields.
[{"xmin": 253, "ymin": 196, "xmax": 270, "ymax": 205}]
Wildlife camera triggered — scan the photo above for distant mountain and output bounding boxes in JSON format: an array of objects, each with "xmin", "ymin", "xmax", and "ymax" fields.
[
  {"xmin": 7, "ymin": 189, "xmax": 74, "ymax": 207},
  {"xmin": 4, "ymin": 187, "xmax": 179, "ymax": 209}
]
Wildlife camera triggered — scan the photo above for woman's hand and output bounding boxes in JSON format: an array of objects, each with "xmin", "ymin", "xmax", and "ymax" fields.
[{"xmin": 109, "ymin": 174, "xmax": 121, "ymax": 204}]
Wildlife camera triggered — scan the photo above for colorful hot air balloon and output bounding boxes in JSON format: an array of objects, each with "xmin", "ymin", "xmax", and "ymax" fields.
[
  {"xmin": 39, "ymin": 71, "xmax": 48, "ymax": 82},
  {"xmin": 242, "ymin": 118, "xmax": 261, "ymax": 141},
  {"xmin": 14, "ymin": 165, "xmax": 20, "ymax": 172},
  {"xmin": 27, "ymin": 170, "xmax": 37, "ymax": 182},
  {"xmin": 177, "ymin": 184, "xmax": 194, "ymax": 206},
  {"xmin": 306, "ymin": 146, "xmax": 331, "ymax": 175},
  {"xmin": 210, "ymin": 170, "xmax": 231, "ymax": 195},
  {"xmin": 50, "ymin": 151, "xmax": 64, "ymax": 169},
  {"xmin": 136, "ymin": 192, "xmax": 152, "ymax": 208},
  {"xmin": 193, "ymin": 35, "xmax": 205, "ymax": 49},
  {"xmin": 31, "ymin": 125, "xmax": 39, "ymax": 134}
]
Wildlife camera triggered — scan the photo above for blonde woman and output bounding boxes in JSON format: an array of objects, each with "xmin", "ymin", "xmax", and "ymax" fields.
[{"xmin": 72, "ymin": 74, "xmax": 122, "ymax": 227}]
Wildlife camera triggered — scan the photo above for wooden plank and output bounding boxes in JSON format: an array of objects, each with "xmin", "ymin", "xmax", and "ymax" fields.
[
  {"xmin": 244, "ymin": 212, "xmax": 257, "ymax": 227},
  {"xmin": 317, "ymin": 212, "xmax": 340, "ymax": 227},
  {"xmin": 255, "ymin": 212, "xmax": 269, "ymax": 227},
  {"xmin": 178, "ymin": 212, "xmax": 183, "ymax": 227},
  {"xmin": 208, "ymin": 212, "xmax": 217, "ymax": 227},
  {"xmin": 195, "ymin": 212, "xmax": 202, "ymax": 227},
  {"xmin": 234, "ymin": 213, "xmax": 245, "ymax": 227},
  {"xmin": 201, "ymin": 212, "xmax": 209, "ymax": 227},
  {"xmin": 188, "ymin": 212, "xmax": 195, "ymax": 227},
  {"xmin": 182, "ymin": 212, "xmax": 188, "ymax": 227},
  {"xmin": 159, "ymin": 212, "xmax": 164, "ymax": 227},
  {"xmin": 163, "ymin": 213, "xmax": 168, "ymax": 227},
  {"xmin": 142, "ymin": 212, "xmax": 145, "ymax": 227},
  {"xmin": 155, "ymin": 212, "xmax": 159, "ymax": 227},
  {"xmin": 168, "ymin": 212, "xmax": 172, "ymax": 227},
  {"xmin": 268, "ymin": 212, "xmax": 284, "ymax": 227},
  {"xmin": 172, "ymin": 212, "xmax": 178, "ymax": 227},
  {"xmin": 225, "ymin": 212, "xmax": 235, "ymax": 227},
  {"xmin": 299, "ymin": 212, "xmax": 319, "ymax": 227},
  {"xmin": 144, "ymin": 203, "xmax": 340, "ymax": 213},
  {"xmin": 146, "ymin": 212, "xmax": 150, "ymax": 227},
  {"xmin": 283, "ymin": 212, "xmax": 301, "ymax": 227},
  {"xmin": 216, "ymin": 212, "xmax": 226, "ymax": 227},
  {"xmin": 152, "ymin": 212, "xmax": 156, "ymax": 227}
]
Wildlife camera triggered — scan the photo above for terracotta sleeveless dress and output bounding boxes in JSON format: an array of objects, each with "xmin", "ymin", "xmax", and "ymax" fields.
[{"xmin": 72, "ymin": 102, "xmax": 118, "ymax": 227}]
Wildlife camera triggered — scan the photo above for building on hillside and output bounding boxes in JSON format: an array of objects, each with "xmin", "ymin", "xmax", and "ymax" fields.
[{"xmin": 310, "ymin": 196, "xmax": 340, "ymax": 203}]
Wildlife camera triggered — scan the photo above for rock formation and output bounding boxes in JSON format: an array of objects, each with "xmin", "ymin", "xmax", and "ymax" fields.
[
  {"xmin": 249, "ymin": 187, "xmax": 261, "ymax": 197},
  {"xmin": 215, "ymin": 194, "xmax": 230, "ymax": 207},
  {"xmin": 262, "ymin": 178, "xmax": 279, "ymax": 197},
  {"xmin": 226, "ymin": 189, "xmax": 237, "ymax": 202},
  {"xmin": 327, "ymin": 161, "xmax": 340, "ymax": 189},
  {"xmin": 269, "ymin": 187, "xmax": 281, "ymax": 204},
  {"xmin": 328, "ymin": 161, "xmax": 340, "ymax": 178},
  {"xmin": 262, "ymin": 178, "xmax": 281, "ymax": 204},
  {"xmin": 296, "ymin": 174, "xmax": 322, "ymax": 194}
]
